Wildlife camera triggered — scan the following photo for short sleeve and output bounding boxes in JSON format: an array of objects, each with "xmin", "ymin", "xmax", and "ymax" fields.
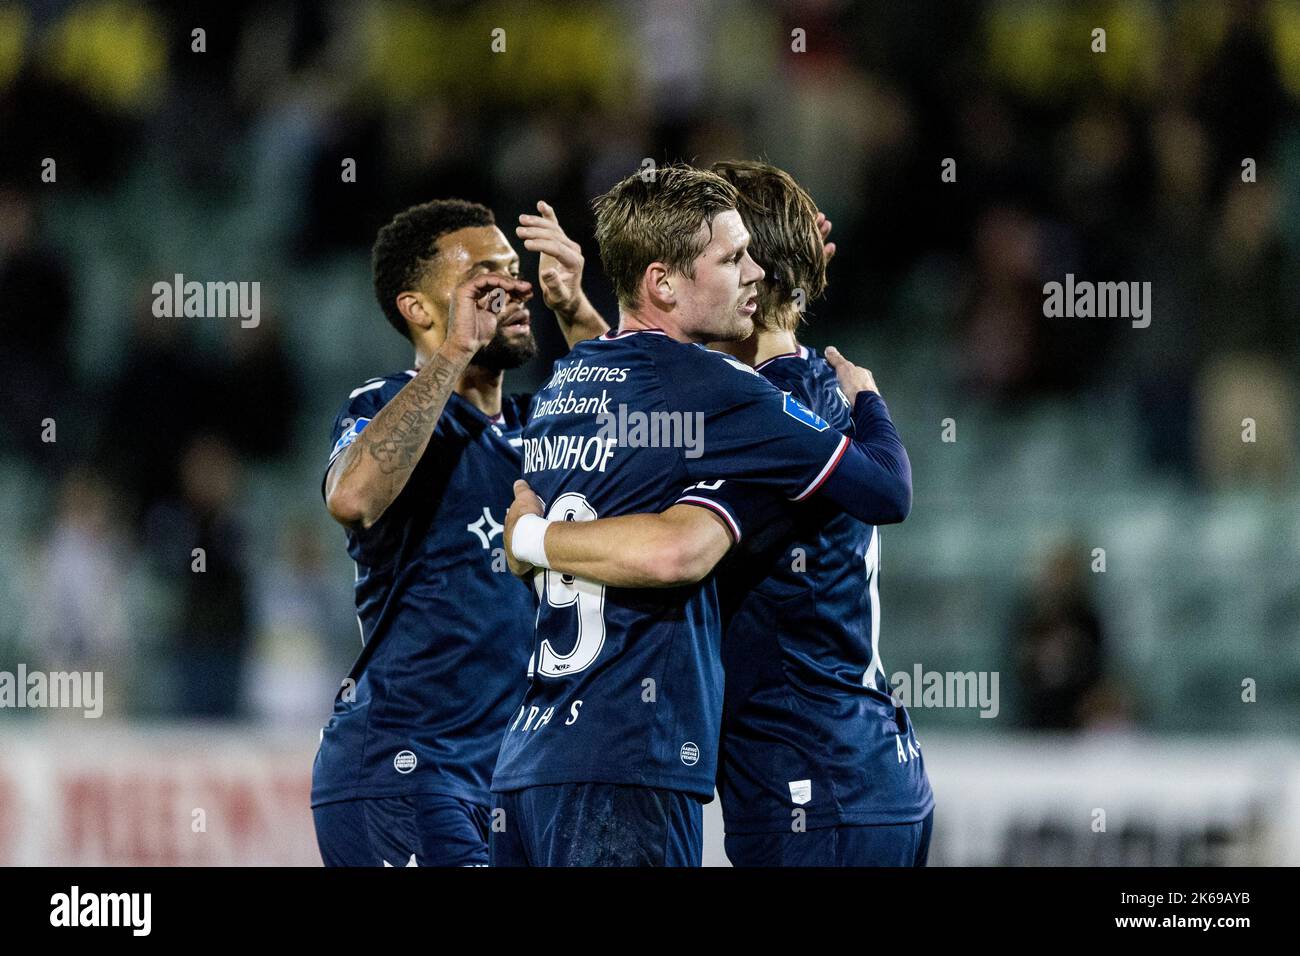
[
  {"xmin": 321, "ymin": 379, "xmax": 390, "ymax": 497},
  {"xmin": 673, "ymin": 478, "xmax": 789, "ymax": 545}
]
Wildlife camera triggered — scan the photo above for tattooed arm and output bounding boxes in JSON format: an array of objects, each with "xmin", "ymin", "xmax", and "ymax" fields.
[{"xmin": 324, "ymin": 273, "xmax": 532, "ymax": 530}]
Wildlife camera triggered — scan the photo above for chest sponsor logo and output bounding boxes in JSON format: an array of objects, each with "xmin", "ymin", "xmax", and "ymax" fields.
[
  {"xmin": 789, "ymin": 779, "xmax": 812, "ymax": 805},
  {"xmin": 467, "ymin": 506, "xmax": 504, "ymax": 548}
]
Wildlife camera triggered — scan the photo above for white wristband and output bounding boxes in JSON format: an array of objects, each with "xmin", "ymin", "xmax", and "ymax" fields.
[{"xmin": 511, "ymin": 514, "xmax": 552, "ymax": 569}]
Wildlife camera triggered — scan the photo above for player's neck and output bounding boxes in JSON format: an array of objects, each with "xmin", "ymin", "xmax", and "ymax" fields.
[
  {"xmin": 455, "ymin": 363, "xmax": 504, "ymax": 418},
  {"xmin": 617, "ymin": 308, "xmax": 691, "ymax": 342},
  {"xmin": 412, "ymin": 333, "xmax": 503, "ymax": 418},
  {"xmin": 712, "ymin": 327, "xmax": 799, "ymax": 367},
  {"xmin": 752, "ymin": 327, "xmax": 799, "ymax": 365}
]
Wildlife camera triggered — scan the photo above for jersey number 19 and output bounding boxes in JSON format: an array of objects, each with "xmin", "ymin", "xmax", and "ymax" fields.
[{"xmin": 529, "ymin": 493, "xmax": 607, "ymax": 678}]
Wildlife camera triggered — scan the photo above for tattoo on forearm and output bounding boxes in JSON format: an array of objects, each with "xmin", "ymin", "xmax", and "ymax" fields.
[
  {"xmin": 362, "ymin": 352, "xmax": 459, "ymax": 476},
  {"xmin": 328, "ymin": 351, "xmax": 461, "ymax": 522}
]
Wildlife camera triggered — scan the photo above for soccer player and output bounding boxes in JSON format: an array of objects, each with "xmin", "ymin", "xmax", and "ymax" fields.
[
  {"xmin": 489, "ymin": 165, "xmax": 912, "ymax": 866},
  {"xmin": 311, "ymin": 199, "xmax": 607, "ymax": 867},
  {"xmin": 502, "ymin": 161, "xmax": 933, "ymax": 866},
  {"xmin": 701, "ymin": 161, "xmax": 932, "ymax": 865}
]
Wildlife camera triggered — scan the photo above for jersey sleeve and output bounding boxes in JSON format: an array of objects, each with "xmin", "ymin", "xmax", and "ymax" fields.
[
  {"xmin": 658, "ymin": 347, "xmax": 849, "ymax": 499},
  {"xmin": 672, "ymin": 478, "xmax": 787, "ymax": 545},
  {"xmin": 761, "ymin": 357, "xmax": 856, "ymax": 439},
  {"xmin": 816, "ymin": 391, "xmax": 913, "ymax": 524},
  {"xmin": 321, "ymin": 380, "xmax": 390, "ymax": 498}
]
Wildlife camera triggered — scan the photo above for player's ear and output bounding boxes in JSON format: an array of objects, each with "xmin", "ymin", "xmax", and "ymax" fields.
[
  {"xmin": 643, "ymin": 262, "xmax": 675, "ymax": 310},
  {"xmin": 396, "ymin": 290, "xmax": 437, "ymax": 334}
]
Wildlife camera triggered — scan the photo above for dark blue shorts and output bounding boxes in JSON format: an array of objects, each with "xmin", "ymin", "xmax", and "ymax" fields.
[
  {"xmin": 724, "ymin": 809, "xmax": 934, "ymax": 867},
  {"xmin": 313, "ymin": 793, "xmax": 490, "ymax": 867},
  {"xmin": 490, "ymin": 783, "xmax": 704, "ymax": 867}
]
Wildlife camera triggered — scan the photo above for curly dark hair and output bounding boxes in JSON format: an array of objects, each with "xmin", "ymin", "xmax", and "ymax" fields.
[{"xmin": 371, "ymin": 199, "xmax": 495, "ymax": 340}]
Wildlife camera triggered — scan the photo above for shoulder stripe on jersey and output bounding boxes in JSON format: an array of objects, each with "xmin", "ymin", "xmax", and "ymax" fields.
[
  {"xmin": 675, "ymin": 495, "xmax": 741, "ymax": 543},
  {"xmin": 792, "ymin": 433, "xmax": 850, "ymax": 501},
  {"xmin": 348, "ymin": 380, "xmax": 387, "ymax": 399}
]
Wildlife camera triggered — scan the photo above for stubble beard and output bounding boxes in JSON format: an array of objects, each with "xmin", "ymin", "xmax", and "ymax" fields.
[
  {"xmin": 470, "ymin": 328, "xmax": 538, "ymax": 371},
  {"xmin": 705, "ymin": 307, "xmax": 756, "ymax": 344}
]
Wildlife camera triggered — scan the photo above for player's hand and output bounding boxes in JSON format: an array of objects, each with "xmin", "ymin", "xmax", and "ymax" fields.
[
  {"xmin": 824, "ymin": 346, "xmax": 878, "ymax": 403},
  {"xmin": 817, "ymin": 211, "xmax": 836, "ymax": 265},
  {"xmin": 504, "ymin": 478, "xmax": 546, "ymax": 578},
  {"xmin": 444, "ymin": 274, "xmax": 533, "ymax": 362},
  {"xmin": 517, "ymin": 201, "xmax": 585, "ymax": 317}
]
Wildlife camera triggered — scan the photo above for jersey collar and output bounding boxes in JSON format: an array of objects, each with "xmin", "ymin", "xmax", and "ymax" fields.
[
  {"xmin": 600, "ymin": 328, "xmax": 671, "ymax": 340},
  {"xmin": 754, "ymin": 344, "xmax": 810, "ymax": 371}
]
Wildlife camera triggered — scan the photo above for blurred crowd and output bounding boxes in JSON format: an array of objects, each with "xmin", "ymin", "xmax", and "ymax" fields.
[{"xmin": 0, "ymin": 0, "xmax": 1296, "ymax": 728}]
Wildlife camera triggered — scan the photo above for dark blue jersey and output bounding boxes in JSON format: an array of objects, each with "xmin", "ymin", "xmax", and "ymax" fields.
[
  {"xmin": 311, "ymin": 372, "xmax": 535, "ymax": 808},
  {"xmin": 490, "ymin": 330, "xmax": 854, "ymax": 800},
  {"xmin": 712, "ymin": 346, "xmax": 934, "ymax": 832}
]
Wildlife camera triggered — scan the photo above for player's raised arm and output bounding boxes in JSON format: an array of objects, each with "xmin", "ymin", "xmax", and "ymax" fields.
[
  {"xmin": 516, "ymin": 201, "xmax": 609, "ymax": 347},
  {"xmin": 814, "ymin": 346, "xmax": 912, "ymax": 525},
  {"xmin": 325, "ymin": 273, "xmax": 532, "ymax": 530},
  {"xmin": 503, "ymin": 479, "xmax": 738, "ymax": 587}
]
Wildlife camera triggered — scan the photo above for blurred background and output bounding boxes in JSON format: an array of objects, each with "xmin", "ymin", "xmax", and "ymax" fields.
[{"xmin": 0, "ymin": 0, "xmax": 1298, "ymax": 865}]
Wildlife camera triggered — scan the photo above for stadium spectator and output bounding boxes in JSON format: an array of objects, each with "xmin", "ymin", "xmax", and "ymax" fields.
[
  {"xmin": 246, "ymin": 518, "xmax": 350, "ymax": 724},
  {"xmin": 1011, "ymin": 541, "xmax": 1109, "ymax": 730},
  {"xmin": 144, "ymin": 436, "xmax": 252, "ymax": 718},
  {"xmin": 23, "ymin": 470, "xmax": 131, "ymax": 685}
]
